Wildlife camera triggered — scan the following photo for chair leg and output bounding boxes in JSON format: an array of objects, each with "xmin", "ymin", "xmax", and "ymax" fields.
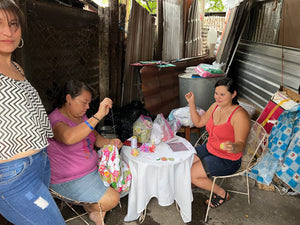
[
  {"xmin": 205, "ymin": 177, "xmax": 216, "ymax": 222},
  {"xmin": 246, "ymin": 171, "xmax": 250, "ymax": 204},
  {"xmin": 175, "ymin": 201, "xmax": 180, "ymax": 213},
  {"xmin": 64, "ymin": 201, "xmax": 89, "ymax": 225},
  {"xmin": 138, "ymin": 207, "xmax": 147, "ymax": 224},
  {"xmin": 97, "ymin": 202, "xmax": 104, "ymax": 225}
]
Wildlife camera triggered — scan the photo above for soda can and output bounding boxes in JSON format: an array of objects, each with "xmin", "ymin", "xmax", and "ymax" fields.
[{"xmin": 131, "ymin": 136, "xmax": 137, "ymax": 149}]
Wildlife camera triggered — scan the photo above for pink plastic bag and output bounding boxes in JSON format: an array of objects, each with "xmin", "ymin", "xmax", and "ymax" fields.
[{"xmin": 150, "ymin": 113, "xmax": 174, "ymax": 144}]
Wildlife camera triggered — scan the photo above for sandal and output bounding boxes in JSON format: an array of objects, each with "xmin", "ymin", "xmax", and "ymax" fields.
[{"xmin": 208, "ymin": 191, "xmax": 230, "ymax": 208}]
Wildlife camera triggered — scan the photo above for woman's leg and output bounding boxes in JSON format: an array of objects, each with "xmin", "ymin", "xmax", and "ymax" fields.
[
  {"xmin": 84, "ymin": 187, "xmax": 120, "ymax": 225},
  {"xmin": 0, "ymin": 149, "xmax": 65, "ymax": 225},
  {"xmin": 50, "ymin": 168, "xmax": 119, "ymax": 225},
  {"xmin": 191, "ymin": 156, "xmax": 228, "ymax": 205}
]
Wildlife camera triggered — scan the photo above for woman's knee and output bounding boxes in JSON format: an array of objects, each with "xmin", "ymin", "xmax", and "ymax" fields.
[
  {"xmin": 109, "ymin": 188, "xmax": 120, "ymax": 206},
  {"xmin": 193, "ymin": 154, "xmax": 200, "ymax": 163},
  {"xmin": 99, "ymin": 187, "xmax": 120, "ymax": 211}
]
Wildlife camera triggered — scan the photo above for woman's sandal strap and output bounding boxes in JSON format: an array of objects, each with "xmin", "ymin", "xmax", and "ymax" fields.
[{"xmin": 210, "ymin": 191, "xmax": 230, "ymax": 208}]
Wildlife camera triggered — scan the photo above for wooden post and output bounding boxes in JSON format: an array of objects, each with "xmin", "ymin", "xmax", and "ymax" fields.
[
  {"xmin": 109, "ymin": 0, "xmax": 121, "ymax": 105},
  {"xmin": 155, "ymin": 0, "xmax": 163, "ymax": 60},
  {"xmin": 98, "ymin": 7, "xmax": 110, "ymax": 101},
  {"xmin": 119, "ymin": 4, "xmax": 126, "ymax": 105}
]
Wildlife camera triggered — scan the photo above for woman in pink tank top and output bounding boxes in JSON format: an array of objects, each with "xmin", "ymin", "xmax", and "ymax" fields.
[{"xmin": 185, "ymin": 77, "xmax": 250, "ymax": 208}]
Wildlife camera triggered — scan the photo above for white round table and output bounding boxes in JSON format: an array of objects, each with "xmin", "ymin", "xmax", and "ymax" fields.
[{"xmin": 121, "ymin": 135, "xmax": 196, "ymax": 223}]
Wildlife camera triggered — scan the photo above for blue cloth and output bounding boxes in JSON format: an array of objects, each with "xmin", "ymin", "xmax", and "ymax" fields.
[
  {"xmin": 249, "ymin": 104, "xmax": 300, "ymax": 193},
  {"xmin": 0, "ymin": 148, "xmax": 66, "ymax": 225}
]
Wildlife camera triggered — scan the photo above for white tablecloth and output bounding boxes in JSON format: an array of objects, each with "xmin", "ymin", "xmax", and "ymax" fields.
[{"xmin": 120, "ymin": 136, "xmax": 196, "ymax": 223}]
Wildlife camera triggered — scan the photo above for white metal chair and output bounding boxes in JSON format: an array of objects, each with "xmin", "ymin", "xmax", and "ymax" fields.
[
  {"xmin": 49, "ymin": 188, "xmax": 103, "ymax": 225},
  {"xmin": 194, "ymin": 120, "xmax": 269, "ymax": 222}
]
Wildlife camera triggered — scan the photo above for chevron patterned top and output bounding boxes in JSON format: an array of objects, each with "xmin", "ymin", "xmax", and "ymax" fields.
[{"xmin": 0, "ymin": 65, "xmax": 53, "ymax": 160}]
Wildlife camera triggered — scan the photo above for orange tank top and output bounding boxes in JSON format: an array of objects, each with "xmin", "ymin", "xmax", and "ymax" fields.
[{"xmin": 206, "ymin": 105, "xmax": 242, "ymax": 161}]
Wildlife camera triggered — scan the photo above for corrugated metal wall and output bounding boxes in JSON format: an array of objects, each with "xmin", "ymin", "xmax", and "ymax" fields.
[
  {"xmin": 244, "ymin": 0, "xmax": 282, "ymax": 44},
  {"xmin": 121, "ymin": 1, "xmax": 155, "ymax": 106},
  {"xmin": 184, "ymin": 0, "xmax": 202, "ymax": 57},
  {"xmin": 229, "ymin": 40, "xmax": 300, "ymax": 110},
  {"xmin": 162, "ymin": 0, "xmax": 184, "ymax": 60}
]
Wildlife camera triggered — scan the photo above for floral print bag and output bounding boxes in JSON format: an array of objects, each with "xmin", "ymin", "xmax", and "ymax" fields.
[{"xmin": 98, "ymin": 144, "xmax": 132, "ymax": 196}]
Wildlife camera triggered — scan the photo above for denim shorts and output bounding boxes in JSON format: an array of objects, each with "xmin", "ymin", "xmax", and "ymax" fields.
[
  {"xmin": 195, "ymin": 144, "xmax": 241, "ymax": 176},
  {"xmin": 50, "ymin": 169, "xmax": 109, "ymax": 203},
  {"xmin": 0, "ymin": 148, "xmax": 65, "ymax": 225}
]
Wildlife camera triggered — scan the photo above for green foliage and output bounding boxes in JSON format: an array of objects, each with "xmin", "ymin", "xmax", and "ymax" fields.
[
  {"xmin": 134, "ymin": 0, "xmax": 224, "ymax": 14},
  {"xmin": 136, "ymin": 0, "xmax": 157, "ymax": 14},
  {"xmin": 206, "ymin": 0, "xmax": 225, "ymax": 12}
]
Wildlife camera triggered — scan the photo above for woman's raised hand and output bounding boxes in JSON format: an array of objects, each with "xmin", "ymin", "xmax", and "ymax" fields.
[
  {"xmin": 185, "ymin": 91, "xmax": 195, "ymax": 104},
  {"xmin": 97, "ymin": 97, "xmax": 113, "ymax": 118}
]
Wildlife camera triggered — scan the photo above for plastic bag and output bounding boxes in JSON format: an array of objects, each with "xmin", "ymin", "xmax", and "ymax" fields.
[
  {"xmin": 168, "ymin": 106, "xmax": 205, "ymax": 128},
  {"xmin": 98, "ymin": 145, "xmax": 132, "ymax": 196},
  {"xmin": 150, "ymin": 113, "xmax": 174, "ymax": 145},
  {"xmin": 168, "ymin": 117, "xmax": 182, "ymax": 136},
  {"xmin": 133, "ymin": 115, "xmax": 153, "ymax": 143}
]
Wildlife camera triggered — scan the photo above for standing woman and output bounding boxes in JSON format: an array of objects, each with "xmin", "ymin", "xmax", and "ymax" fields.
[{"xmin": 0, "ymin": 1, "xmax": 65, "ymax": 224}]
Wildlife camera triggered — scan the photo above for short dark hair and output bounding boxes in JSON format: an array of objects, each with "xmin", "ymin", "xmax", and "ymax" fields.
[
  {"xmin": 0, "ymin": 0, "xmax": 25, "ymax": 29},
  {"xmin": 57, "ymin": 80, "xmax": 95, "ymax": 108},
  {"xmin": 215, "ymin": 77, "xmax": 239, "ymax": 104}
]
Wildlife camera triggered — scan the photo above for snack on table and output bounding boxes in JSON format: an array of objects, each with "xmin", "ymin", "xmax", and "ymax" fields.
[{"xmin": 131, "ymin": 148, "xmax": 140, "ymax": 157}]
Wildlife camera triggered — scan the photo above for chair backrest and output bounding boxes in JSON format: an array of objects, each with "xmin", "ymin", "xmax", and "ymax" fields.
[
  {"xmin": 240, "ymin": 120, "xmax": 268, "ymax": 170},
  {"xmin": 194, "ymin": 120, "xmax": 269, "ymax": 171},
  {"xmin": 194, "ymin": 130, "xmax": 209, "ymax": 147}
]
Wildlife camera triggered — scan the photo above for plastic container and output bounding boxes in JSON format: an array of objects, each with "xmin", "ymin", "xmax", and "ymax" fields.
[{"xmin": 179, "ymin": 73, "xmax": 225, "ymax": 110}]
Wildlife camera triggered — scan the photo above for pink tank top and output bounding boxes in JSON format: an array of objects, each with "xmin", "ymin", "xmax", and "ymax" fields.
[{"xmin": 206, "ymin": 105, "xmax": 242, "ymax": 161}]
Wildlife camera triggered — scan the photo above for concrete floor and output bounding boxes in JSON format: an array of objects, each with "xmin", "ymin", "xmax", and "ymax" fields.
[
  {"xmin": 1, "ymin": 172, "xmax": 299, "ymax": 225},
  {"xmin": 62, "ymin": 176, "xmax": 300, "ymax": 225}
]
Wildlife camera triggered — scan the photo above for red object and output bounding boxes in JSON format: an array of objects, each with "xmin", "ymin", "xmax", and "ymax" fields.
[
  {"xmin": 123, "ymin": 140, "xmax": 142, "ymax": 147},
  {"xmin": 257, "ymin": 100, "xmax": 285, "ymax": 134}
]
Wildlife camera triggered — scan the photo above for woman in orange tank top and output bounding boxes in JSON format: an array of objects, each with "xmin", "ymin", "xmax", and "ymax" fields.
[{"xmin": 185, "ymin": 77, "xmax": 250, "ymax": 208}]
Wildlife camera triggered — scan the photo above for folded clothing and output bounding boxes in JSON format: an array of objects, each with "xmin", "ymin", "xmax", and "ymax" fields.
[{"xmin": 195, "ymin": 63, "xmax": 224, "ymax": 78}]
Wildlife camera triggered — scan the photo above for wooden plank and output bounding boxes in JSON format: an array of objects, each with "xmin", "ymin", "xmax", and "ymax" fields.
[
  {"xmin": 284, "ymin": 88, "xmax": 300, "ymax": 103},
  {"xmin": 109, "ymin": 0, "xmax": 120, "ymax": 105},
  {"xmin": 98, "ymin": 7, "xmax": 110, "ymax": 101}
]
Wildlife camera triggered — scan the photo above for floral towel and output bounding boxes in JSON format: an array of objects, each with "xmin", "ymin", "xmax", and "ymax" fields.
[
  {"xmin": 98, "ymin": 145, "xmax": 132, "ymax": 196},
  {"xmin": 249, "ymin": 104, "xmax": 300, "ymax": 193}
]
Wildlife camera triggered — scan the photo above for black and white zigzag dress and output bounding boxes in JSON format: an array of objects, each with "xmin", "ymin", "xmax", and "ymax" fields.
[{"xmin": 0, "ymin": 67, "xmax": 53, "ymax": 160}]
